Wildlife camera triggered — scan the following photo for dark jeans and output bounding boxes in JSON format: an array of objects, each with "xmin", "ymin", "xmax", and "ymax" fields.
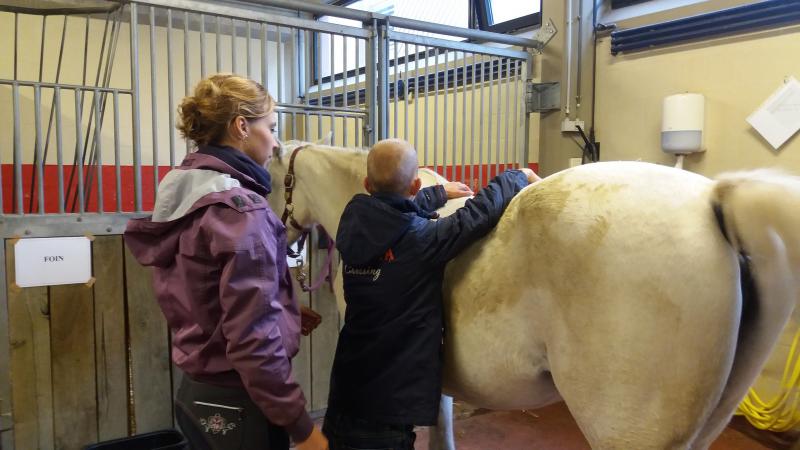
[
  {"xmin": 175, "ymin": 375, "xmax": 289, "ymax": 450},
  {"xmin": 323, "ymin": 412, "xmax": 416, "ymax": 450}
]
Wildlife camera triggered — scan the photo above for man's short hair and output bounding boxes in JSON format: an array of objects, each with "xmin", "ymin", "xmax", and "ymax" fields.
[{"xmin": 367, "ymin": 139, "xmax": 418, "ymax": 195}]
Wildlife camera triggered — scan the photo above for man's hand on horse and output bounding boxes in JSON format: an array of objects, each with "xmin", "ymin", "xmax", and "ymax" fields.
[
  {"xmin": 443, "ymin": 182, "xmax": 473, "ymax": 199},
  {"xmin": 301, "ymin": 306, "xmax": 322, "ymax": 336},
  {"xmin": 519, "ymin": 168, "xmax": 542, "ymax": 184}
]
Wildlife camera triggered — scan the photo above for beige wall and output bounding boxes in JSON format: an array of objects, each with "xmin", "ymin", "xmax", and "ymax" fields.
[
  {"xmin": 591, "ymin": 21, "xmax": 800, "ymax": 404},
  {"xmin": 594, "ymin": 25, "xmax": 800, "ymax": 173}
]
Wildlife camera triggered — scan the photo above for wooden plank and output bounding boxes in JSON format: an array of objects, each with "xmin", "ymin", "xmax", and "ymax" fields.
[
  {"xmin": 289, "ymin": 266, "xmax": 312, "ymax": 409},
  {"xmin": 0, "ymin": 242, "xmax": 14, "ymax": 450},
  {"xmin": 309, "ymin": 228, "xmax": 340, "ymax": 412},
  {"xmin": 92, "ymin": 236, "xmax": 129, "ymax": 441},
  {"xmin": 51, "ymin": 282, "xmax": 98, "ymax": 449},
  {"xmin": 6, "ymin": 240, "xmax": 53, "ymax": 450},
  {"xmin": 124, "ymin": 246, "xmax": 172, "ymax": 434}
]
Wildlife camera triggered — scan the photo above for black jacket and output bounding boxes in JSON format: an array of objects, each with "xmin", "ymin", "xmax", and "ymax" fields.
[{"xmin": 328, "ymin": 170, "xmax": 529, "ymax": 426}]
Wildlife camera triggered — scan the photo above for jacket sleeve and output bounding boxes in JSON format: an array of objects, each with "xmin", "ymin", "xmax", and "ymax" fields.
[
  {"xmin": 212, "ymin": 209, "xmax": 313, "ymax": 443},
  {"xmin": 413, "ymin": 185, "xmax": 448, "ymax": 213},
  {"xmin": 418, "ymin": 170, "xmax": 529, "ymax": 265}
]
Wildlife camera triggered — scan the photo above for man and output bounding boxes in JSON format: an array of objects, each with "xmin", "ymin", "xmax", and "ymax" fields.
[{"xmin": 323, "ymin": 138, "xmax": 539, "ymax": 449}]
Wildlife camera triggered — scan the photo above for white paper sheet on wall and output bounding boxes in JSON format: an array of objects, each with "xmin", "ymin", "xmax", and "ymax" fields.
[{"xmin": 747, "ymin": 76, "xmax": 800, "ymax": 150}]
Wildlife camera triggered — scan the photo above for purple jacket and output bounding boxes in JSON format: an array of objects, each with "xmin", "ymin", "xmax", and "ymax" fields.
[{"xmin": 123, "ymin": 152, "xmax": 313, "ymax": 442}]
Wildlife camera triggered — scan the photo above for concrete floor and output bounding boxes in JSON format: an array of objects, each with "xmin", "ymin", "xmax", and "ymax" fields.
[{"xmin": 413, "ymin": 402, "xmax": 770, "ymax": 450}]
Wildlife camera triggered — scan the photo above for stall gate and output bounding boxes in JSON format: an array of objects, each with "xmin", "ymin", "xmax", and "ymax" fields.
[{"xmin": 0, "ymin": 1, "xmax": 547, "ymax": 448}]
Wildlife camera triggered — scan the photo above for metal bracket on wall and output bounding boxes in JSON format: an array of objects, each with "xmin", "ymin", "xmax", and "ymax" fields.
[
  {"xmin": 531, "ymin": 18, "xmax": 558, "ymax": 53},
  {"xmin": 527, "ymin": 82, "xmax": 560, "ymax": 113}
]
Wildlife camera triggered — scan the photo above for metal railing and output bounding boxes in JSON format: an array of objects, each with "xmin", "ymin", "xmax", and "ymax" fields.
[{"xmin": 0, "ymin": 0, "xmax": 550, "ymax": 233}]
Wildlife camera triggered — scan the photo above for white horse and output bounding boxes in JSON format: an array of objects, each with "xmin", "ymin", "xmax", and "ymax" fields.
[{"xmin": 267, "ymin": 142, "xmax": 800, "ymax": 450}]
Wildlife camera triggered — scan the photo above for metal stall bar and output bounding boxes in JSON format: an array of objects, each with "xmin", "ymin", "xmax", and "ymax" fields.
[
  {"xmin": 365, "ymin": 19, "xmax": 377, "ymax": 146},
  {"xmin": 113, "ymin": 91, "xmax": 122, "ymax": 212},
  {"xmin": 460, "ymin": 53, "xmax": 468, "ymax": 182},
  {"xmin": 344, "ymin": 35, "xmax": 349, "ymax": 146},
  {"xmin": 232, "ymin": 17, "xmax": 238, "ymax": 74},
  {"xmin": 304, "ymin": 30, "xmax": 311, "ymax": 141},
  {"xmin": 356, "ymin": 37, "xmax": 361, "ymax": 147},
  {"xmin": 131, "ymin": 2, "xmax": 144, "ymax": 212},
  {"xmin": 200, "ymin": 13, "xmax": 207, "ymax": 78},
  {"xmin": 261, "ymin": 22, "xmax": 268, "ymax": 90},
  {"xmin": 434, "ymin": 47, "xmax": 439, "ymax": 174},
  {"xmin": 423, "ymin": 45, "xmax": 429, "ymax": 166},
  {"xmin": 478, "ymin": 54, "xmax": 484, "ymax": 187},
  {"xmin": 470, "ymin": 55, "xmax": 477, "ymax": 185},
  {"xmin": 487, "ymin": 56, "xmax": 494, "ymax": 180},
  {"xmin": 513, "ymin": 60, "xmax": 520, "ymax": 169},
  {"xmin": 504, "ymin": 57, "xmax": 511, "ymax": 171},
  {"xmin": 168, "ymin": 8, "xmax": 176, "ymax": 167},
  {"xmin": 75, "ymin": 91, "xmax": 86, "ymax": 213},
  {"xmin": 442, "ymin": 50, "xmax": 448, "ymax": 177},
  {"xmin": 278, "ymin": 26, "xmax": 284, "ymax": 103},
  {"xmin": 413, "ymin": 43, "xmax": 418, "ymax": 150},
  {"xmin": 403, "ymin": 42, "xmax": 409, "ymax": 142},
  {"xmin": 328, "ymin": 31, "xmax": 335, "ymax": 143},
  {"xmin": 522, "ymin": 54, "xmax": 533, "ymax": 168},
  {"xmin": 150, "ymin": 6, "xmax": 160, "ymax": 196},
  {"xmin": 12, "ymin": 83, "xmax": 22, "ymax": 214},
  {"xmin": 34, "ymin": 86, "xmax": 45, "ymax": 214},
  {"xmin": 247, "ymin": 21, "xmax": 252, "ymax": 77},
  {"xmin": 392, "ymin": 41, "xmax": 397, "ymax": 138},
  {"xmin": 55, "ymin": 87, "xmax": 65, "ymax": 213},
  {"xmin": 451, "ymin": 50, "xmax": 457, "ymax": 181},
  {"xmin": 184, "ymin": 11, "xmax": 191, "ymax": 154},
  {"xmin": 216, "ymin": 15, "xmax": 222, "ymax": 72},
  {"xmin": 377, "ymin": 25, "xmax": 389, "ymax": 141},
  {"xmin": 329, "ymin": 31, "xmax": 335, "ymax": 109},
  {"xmin": 496, "ymin": 57, "xmax": 504, "ymax": 174},
  {"xmin": 94, "ymin": 90, "xmax": 105, "ymax": 213}
]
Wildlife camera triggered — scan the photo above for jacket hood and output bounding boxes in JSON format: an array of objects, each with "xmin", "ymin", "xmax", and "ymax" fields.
[
  {"xmin": 124, "ymin": 151, "xmax": 265, "ymax": 267},
  {"xmin": 336, "ymin": 193, "xmax": 426, "ymax": 266}
]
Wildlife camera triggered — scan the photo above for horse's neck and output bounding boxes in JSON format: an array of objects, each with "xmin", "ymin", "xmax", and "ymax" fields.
[{"xmin": 300, "ymin": 146, "xmax": 367, "ymax": 236}]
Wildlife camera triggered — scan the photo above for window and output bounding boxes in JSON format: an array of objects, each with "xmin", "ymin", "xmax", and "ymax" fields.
[
  {"xmin": 476, "ymin": 0, "xmax": 542, "ymax": 33},
  {"xmin": 611, "ymin": 0, "xmax": 653, "ymax": 9},
  {"xmin": 317, "ymin": 0, "xmax": 469, "ymax": 81}
]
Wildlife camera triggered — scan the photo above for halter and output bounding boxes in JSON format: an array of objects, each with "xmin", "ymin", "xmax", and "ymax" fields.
[
  {"xmin": 279, "ymin": 144, "xmax": 335, "ymax": 293},
  {"xmin": 281, "ymin": 145, "xmax": 310, "ymax": 233}
]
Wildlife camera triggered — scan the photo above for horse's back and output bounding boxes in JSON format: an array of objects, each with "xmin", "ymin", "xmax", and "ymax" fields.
[{"xmin": 443, "ymin": 162, "xmax": 741, "ymax": 449}]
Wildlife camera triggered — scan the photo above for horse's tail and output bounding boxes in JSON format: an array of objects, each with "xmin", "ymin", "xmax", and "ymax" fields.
[{"xmin": 694, "ymin": 169, "xmax": 800, "ymax": 446}]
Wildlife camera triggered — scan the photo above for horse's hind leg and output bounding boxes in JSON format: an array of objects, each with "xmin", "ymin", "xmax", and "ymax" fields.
[
  {"xmin": 546, "ymin": 310, "xmax": 737, "ymax": 449},
  {"xmin": 427, "ymin": 395, "xmax": 456, "ymax": 450}
]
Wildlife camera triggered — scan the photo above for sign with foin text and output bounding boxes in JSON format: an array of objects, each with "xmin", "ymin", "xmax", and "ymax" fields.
[{"xmin": 14, "ymin": 237, "xmax": 92, "ymax": 287}]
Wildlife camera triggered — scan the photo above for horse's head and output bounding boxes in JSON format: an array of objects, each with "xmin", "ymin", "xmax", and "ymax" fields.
[{"xmin": 267, "ymin": 138, "xmax": 369, "ymax": 245}]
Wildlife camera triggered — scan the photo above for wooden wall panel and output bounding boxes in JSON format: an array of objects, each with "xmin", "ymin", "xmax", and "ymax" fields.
[
  {"xmin": 92, "ymin": 236, "xmax": 129, "ymax": 440},
  {"xmin": 5, "ymin": 240, "xmax": 53, "ymax": 450},
  {"xmin": 124, "ymin": 246, "xmax": 172, "ymax": 434},
  {"xmin": 50, "ymin": 283, "xmax": 97, "ymax": 449}
]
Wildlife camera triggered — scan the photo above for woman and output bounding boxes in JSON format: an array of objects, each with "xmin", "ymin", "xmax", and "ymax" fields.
[{"xmin": 124, "ymin": 74, "xmax": 328, "ymax": 450}]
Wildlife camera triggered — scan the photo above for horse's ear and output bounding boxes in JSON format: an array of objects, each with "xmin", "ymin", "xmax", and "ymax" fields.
[
  {"xmin": 315, "ymin": 131, "xmax": 333, "ymax": 146},
  {"xmin": 274, "ymin": 139, "xmax": 287, "ymax": 161}
]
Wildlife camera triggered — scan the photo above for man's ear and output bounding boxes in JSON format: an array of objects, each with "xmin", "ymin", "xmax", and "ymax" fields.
[
  {"xmin": 409, "ymin": 177, "xmax": 422, "ymax": 196},
  {"xmin": 363, "ymin": 177, "xmax": 372, "ymax": 194}
]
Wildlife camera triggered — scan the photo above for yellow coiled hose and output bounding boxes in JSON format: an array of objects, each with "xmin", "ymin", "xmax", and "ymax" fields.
[{"xmin": 736, "ymin": 328, "xmax": 800, "ymax": 432}]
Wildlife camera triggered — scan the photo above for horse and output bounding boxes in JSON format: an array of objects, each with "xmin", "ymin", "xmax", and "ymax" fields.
[{"xmin": 266, "ymin": 142, "xmax": 800, "ymax": 449}]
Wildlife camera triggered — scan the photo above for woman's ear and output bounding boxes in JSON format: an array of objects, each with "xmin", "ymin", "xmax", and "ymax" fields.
[{"xmin": 230, "ymin": 115, "xmax": 248, "ymax": 140}]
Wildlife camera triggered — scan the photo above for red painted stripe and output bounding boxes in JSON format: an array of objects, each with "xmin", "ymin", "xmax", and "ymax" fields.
[
  {"xmin": 2, "ymin": 162, "xmax": 539, "ymax": 214},
  {"xmin": 1, "ymin": 164, "xmax": 171, "ymax": 214}
]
